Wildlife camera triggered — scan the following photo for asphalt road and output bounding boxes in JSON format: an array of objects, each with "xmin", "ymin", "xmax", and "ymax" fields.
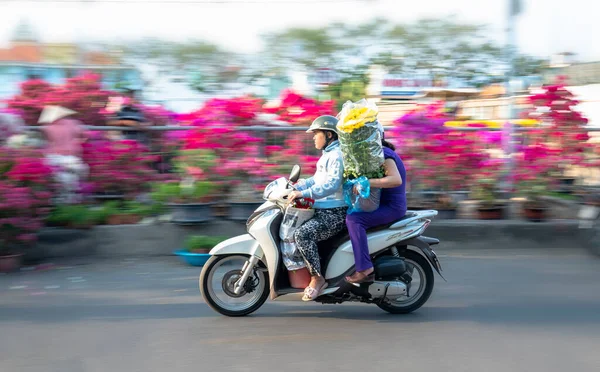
[{"xmin": 1, "ymin": 248, "xmax": 600, "ymax": 372}]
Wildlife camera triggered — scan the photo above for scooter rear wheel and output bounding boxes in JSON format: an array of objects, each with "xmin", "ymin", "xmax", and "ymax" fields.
[
  {"xmin": 376, "ymin": 250, "xmax": 434, "ymax": 314},
  {"xmin": 200, "ymin": 254, "xmax": 270, "ymax": 317}
]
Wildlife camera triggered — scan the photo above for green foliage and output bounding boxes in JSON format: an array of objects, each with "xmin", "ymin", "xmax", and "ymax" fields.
[
  {"xmin": 471, "ymin": 178, "xmax": 503, "ymax": 206},
  {"xmin": 173, "ymin": 149, "xmax": 218, "ymax": 178},
  {"xmin": 151, "ymin": 181, "xmax": 215, "ymax": 204},
  {"xmin": 184, "ymin": 235, "xmax": 228, "ymax": 252},
  {"xmin": 46, "ymin": 205, "xmax": 96, "ymax": 228},
  {"xmin": 338, "ymin": 125, "xmax": 385, "ymax": 180},
  {"xmin": 326, "ymin": 75, "xmax": 369, "ymax": 112}
]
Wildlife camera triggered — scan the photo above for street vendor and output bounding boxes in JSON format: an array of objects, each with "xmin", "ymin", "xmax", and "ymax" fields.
[{"xmin": 38, "ymin": 105, "xmax": 89, "ymax": 203}]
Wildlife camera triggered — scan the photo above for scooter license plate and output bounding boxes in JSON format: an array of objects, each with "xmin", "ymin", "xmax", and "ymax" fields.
[{"xmin": 579, "ymin": 206, "xmax": 600, "ymax": 220}]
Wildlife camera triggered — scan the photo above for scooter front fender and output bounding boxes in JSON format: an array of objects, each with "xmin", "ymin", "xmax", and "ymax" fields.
[{"xmin": 209, "ymin": 234, "xmax": 263, "ymax": 258}]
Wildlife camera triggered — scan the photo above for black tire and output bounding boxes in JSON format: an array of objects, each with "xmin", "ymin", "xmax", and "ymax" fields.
[
  {"xmin": 377, "ymin": 250, "xmax": 434, "ymax": 314},
  {"xmin": 199, "ymin": 255, "xmax": 270, "ymax": 317}
]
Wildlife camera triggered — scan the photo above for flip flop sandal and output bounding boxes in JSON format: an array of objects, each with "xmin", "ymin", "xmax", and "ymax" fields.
[
  {"xmin": 302, "ymin": 282, "xmax": 328, "ymax": 302},
  {"xmin": 345, "ymin": 271, "xmax": 375, "ymax": 284}
]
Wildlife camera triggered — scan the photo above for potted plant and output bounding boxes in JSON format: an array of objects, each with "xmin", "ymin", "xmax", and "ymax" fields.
[
  {"xmin": 0, "ymin": 147, "xmax": 55, "ymax": 271},
  {"xmin": 0, "ymin": 182, "xmax": 37, "ymax": 272},
  {"xmin": 45, "ymin": 204, "xmax": 97, "ymax": 229},
  {"xmin": 433, "ymin": 193, "xmax": 459, "ymax": 219},
  {"xmin": 173, "ymin": 235, "xmax": 227, "ymax": 266},
  {"xmin": 92, "ymin": 199, "xmax": 159, "ymax": 225},
  {"xmin": 518, "ymin": 181, "xmax": 550, "ymax": 222},
  {"xmin": 83, "ymin": 139, "xmax": 159, "ymax": 201},
  {"xmin": 525, "ymin": 79, "xmax": 593, "ymax": 196},
  {"xmin": 470, "ymin": 178, "xmax": 507, "ymax": 220},
  {"xmin": 227, "ymin": 182, "xmax": 267, "ymax": 221},
  {"xmin": 180, "ymin": 123, "xmax": 269, "ymax": 221},
  {"xmin": 151, "ymin": 180, "xmax": 216, "ymax": 224}
]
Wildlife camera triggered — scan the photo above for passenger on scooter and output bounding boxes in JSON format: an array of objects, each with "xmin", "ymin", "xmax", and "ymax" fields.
[
  {"xmin": 345, "ymin": 127, "xmax": 407, "ymax": 284},
  {"xmin": 287, "ymin": 115, "xmax": 348, "ymax": 301}
]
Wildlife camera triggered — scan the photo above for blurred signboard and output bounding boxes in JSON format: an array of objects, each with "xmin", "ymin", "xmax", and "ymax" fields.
[
  {"xmin": 380, "ymin": 74, "xmax": 436, "ymax": 97},
  {"xmin": 314, "ymin": 68, "xmax": 339, "ymax": 87}
]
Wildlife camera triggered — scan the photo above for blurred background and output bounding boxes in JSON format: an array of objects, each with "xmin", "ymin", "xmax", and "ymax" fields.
[
  {"xmin": 1, "ymin": 2, "xmax": 600, "ymax": 372},
  {"xmin": 0, "ymin": 0, "xmax": 599, "ymax": 251},
  {"xmin": 1, "ymin": 0, "xmax": 599, "ymax": 251}
]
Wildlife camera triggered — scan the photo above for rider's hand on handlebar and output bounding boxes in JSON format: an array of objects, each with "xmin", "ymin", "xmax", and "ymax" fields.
[{"xmin": 287, "ymin": 190, "xmax": 303, "ymax": 204}]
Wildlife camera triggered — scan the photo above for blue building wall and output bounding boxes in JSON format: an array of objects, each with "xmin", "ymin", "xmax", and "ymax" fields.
[{"xmin": 0, "ymin": 64, "xmax": 142, "ymax": 103}]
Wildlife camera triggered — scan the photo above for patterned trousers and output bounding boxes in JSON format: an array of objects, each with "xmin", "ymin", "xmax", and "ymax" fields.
[{"xmin": 294, "ymin": 207, "xmax": 347, "ymax": 276}]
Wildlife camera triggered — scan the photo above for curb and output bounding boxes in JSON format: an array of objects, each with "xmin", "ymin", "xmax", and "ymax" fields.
[{"xmin": 30, "ymin": 218, "xmax": 587, "ymax": 262}]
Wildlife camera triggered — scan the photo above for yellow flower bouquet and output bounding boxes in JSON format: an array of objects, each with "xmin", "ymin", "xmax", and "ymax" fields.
[{"xmin": 336, "ymin": 99, "xmax": 385, "ymax": 180}]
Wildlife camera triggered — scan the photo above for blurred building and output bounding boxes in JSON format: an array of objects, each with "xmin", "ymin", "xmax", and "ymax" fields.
[{"xmin": 0, "ymin": 32, "xmax": 142, "ymax": 102}]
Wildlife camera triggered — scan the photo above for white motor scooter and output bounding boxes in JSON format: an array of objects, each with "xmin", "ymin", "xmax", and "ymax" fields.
[{"xmin": 199, "ymin": 165, "xmax": 443, "ymax": 317}]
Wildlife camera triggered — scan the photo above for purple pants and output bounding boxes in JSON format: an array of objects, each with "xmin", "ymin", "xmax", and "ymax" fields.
[{"xmin": 346, "ymin": 205, "xmax": 406, "ymax": 272}]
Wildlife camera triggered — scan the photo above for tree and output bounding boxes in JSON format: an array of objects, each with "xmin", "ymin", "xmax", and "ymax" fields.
[
  {"xmin": 261, "ymin": 27, "xmax": 340, "ymax": 69},
  {"xmin": 383, "ymin": 17, "xmax": 504, "ymax": 85},
  {"xmin": 120, "ymin": 38, "xmax": 231, "ymax": 93},
  {"xmin": 512, "ymin": 54, "xmax": 548, "ymax": 77}
]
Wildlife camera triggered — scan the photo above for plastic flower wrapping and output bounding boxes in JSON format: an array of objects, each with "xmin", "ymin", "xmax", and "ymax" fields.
[
  {"xmin": 336, "ymin": 99, "xmax": 384, "ymax": 180},
  {"xmin": 336, "ymin": 99, "xmax": 385, "ymax": 213}
]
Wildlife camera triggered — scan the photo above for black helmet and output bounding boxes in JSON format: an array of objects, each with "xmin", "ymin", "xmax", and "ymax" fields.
[{"xmin": 306, "ymin": 115, "xmax": 338, "ymax": 135}]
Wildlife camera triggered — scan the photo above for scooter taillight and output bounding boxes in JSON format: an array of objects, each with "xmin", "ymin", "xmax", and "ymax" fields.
[{"xmin": 421, "ymin": 219, "xmax": 431, "ymax": 232}]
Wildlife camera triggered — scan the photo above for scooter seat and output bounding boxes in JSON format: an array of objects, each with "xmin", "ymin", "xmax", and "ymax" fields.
[{"xmin": 318, "ymin": 212, "xmax": 417, "ymax": 268}]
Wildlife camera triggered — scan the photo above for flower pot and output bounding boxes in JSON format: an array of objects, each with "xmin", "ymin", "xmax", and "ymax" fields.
[
  {"xmin": 560, "ymin": 177, "xmax": 576, "ymax": 186},
  {"xmin": 0, "ymin": 253, "xmax": 23, "ymax": 273},
  {"xmin": 168, "ymin": 203, "xmax": 215, "ymax": 225},
  {"xmin": 436, "ymin": 208, "xmax": 458, "ymax": 220},
  {"xmin": 555, "ymin": 177, "xmax": 577, "ymax": 195},
  {"xmin": 523, "ymin": 206, "xmax": 547, "ymax": 222},
  {"xmin": 211, "ymin": 203, "xmax": 230, "ymax": 218},
  {"xmin": 122, "ymin": 214, "xmax": 142, "ymax": 224},
  {"xmin": 477, "ymin": 206, "xmax": 505, "ymax": 220},
  {"xmin": 226, "ymin": 201, "xmax": 264, "ymax": 222},
  {"xmin": 173, "ymin": 249, "xmax": 211, "ymax": 266},
  {"xmin": 107, "ymin": 215, "xmax": 125, "ymax": 225}
]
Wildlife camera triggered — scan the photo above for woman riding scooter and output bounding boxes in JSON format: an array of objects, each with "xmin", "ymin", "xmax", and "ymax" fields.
[
  {"xmin": 345, "ymin": 126, "xmax": 407, "ymax": 284},
  {"xmin": 287, "ymin": 115, "xmax": 348, "ymax": 301}
]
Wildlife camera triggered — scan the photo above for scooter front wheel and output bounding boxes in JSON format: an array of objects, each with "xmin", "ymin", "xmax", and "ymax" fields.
[{"xmin": 199, "ymin": 254, "xmax": 270, "ymax": 317}]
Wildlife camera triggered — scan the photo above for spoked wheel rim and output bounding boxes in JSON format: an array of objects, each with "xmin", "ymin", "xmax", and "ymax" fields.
[
  {"xmin": 205, "ymin": 256, "xmax": 267, "ymax": 312},
  {"xmin": 385, "ymin": 258, "xmax": 427, "ymax": 307}
]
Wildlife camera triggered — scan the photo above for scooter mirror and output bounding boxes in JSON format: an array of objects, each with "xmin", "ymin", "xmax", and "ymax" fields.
[{"xmin": 289, "ymin": 164, "xmax": 301, "ymax": 183}]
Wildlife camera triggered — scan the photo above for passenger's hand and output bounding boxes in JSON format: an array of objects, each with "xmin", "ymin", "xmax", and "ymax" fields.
[
  {"xmin": 353, "ymin": 184, "xmax": 359, "ymax": 195},
  {"xmin": 287, "ymin": 190, "xmax": 303, "ymax": 204}
]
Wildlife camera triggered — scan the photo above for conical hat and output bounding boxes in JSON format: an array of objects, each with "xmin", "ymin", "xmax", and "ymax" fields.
[{"xmin": 38, "ymin": 106, "xmax": 77, "ymax": 124}]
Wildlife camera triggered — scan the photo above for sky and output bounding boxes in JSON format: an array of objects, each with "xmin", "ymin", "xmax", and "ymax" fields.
[{"xmin": 0, "ymin": 0, "xmax": 599, "ymax": 61}]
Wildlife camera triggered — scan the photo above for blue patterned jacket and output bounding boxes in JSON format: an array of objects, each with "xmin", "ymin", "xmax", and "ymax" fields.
[{"xmin": 296, "ymin": 140, "xmax": 346, "ymax": 209}]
